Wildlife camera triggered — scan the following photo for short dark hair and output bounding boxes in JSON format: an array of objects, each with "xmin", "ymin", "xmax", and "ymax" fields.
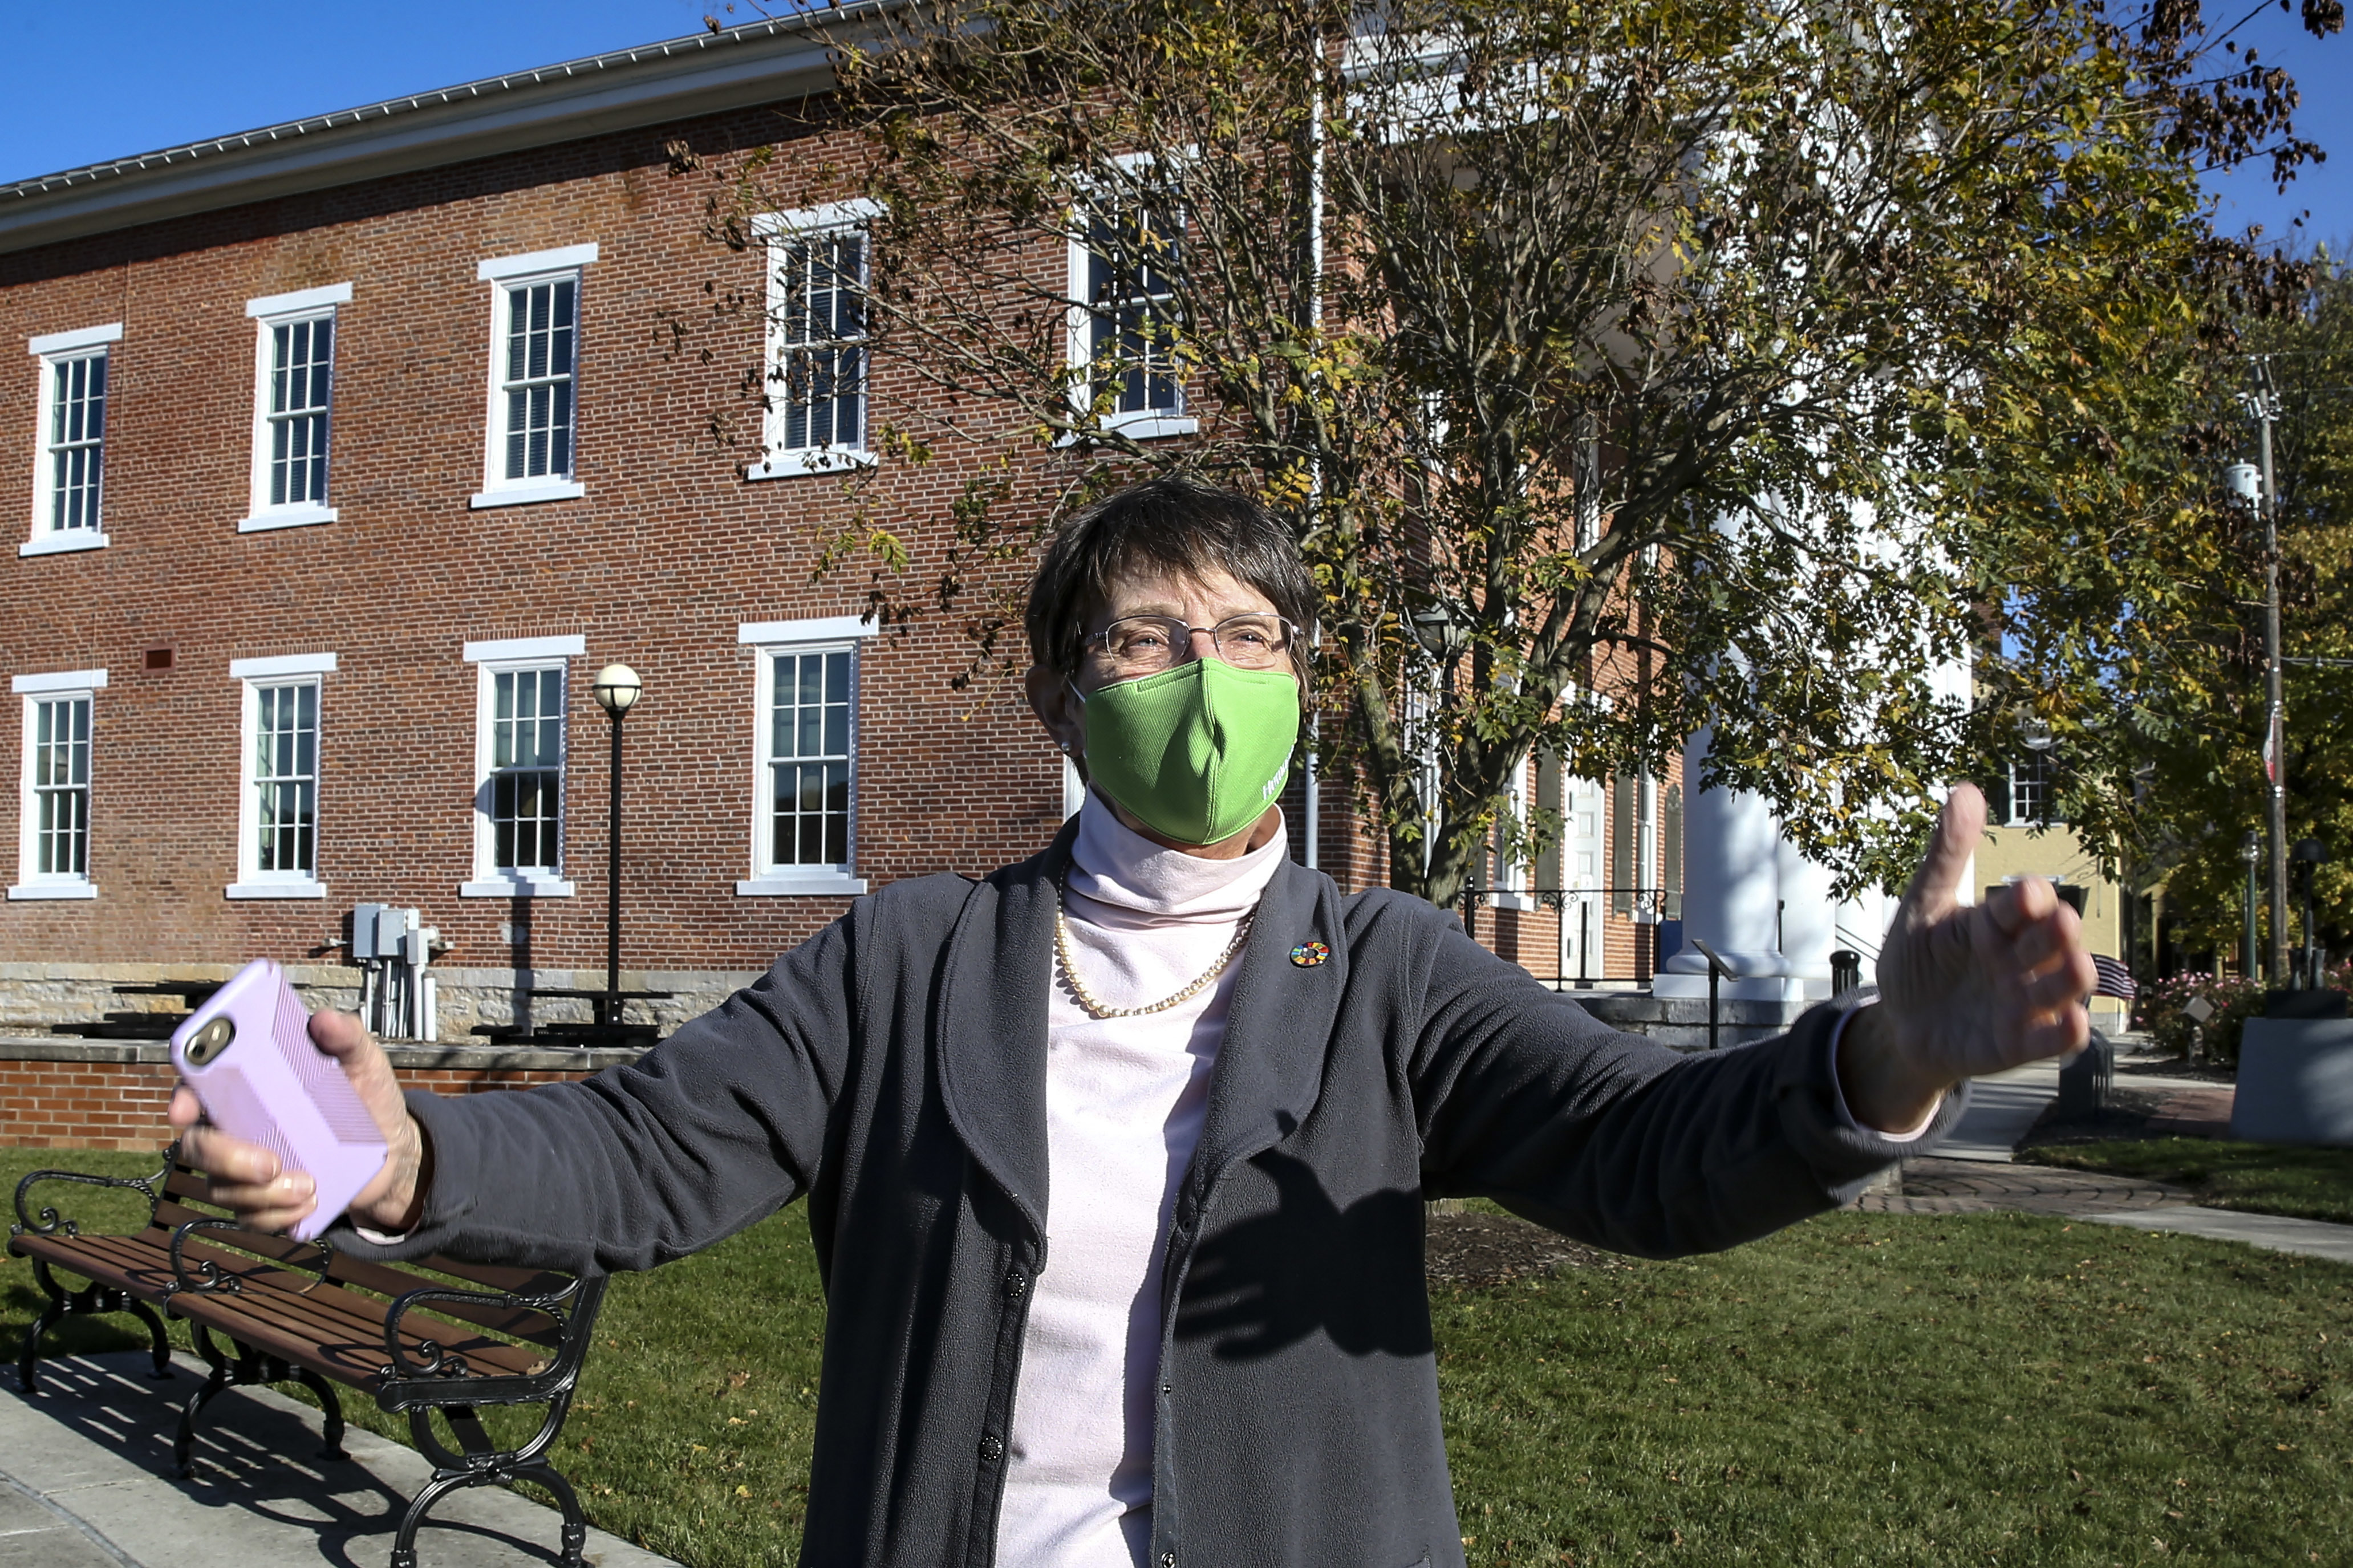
[{"xmin": 1024, "ymin": 474, "xmax": 1317, "ymax": 673}]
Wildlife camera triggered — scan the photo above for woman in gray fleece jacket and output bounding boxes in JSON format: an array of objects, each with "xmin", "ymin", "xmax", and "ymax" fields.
[{"xmin": 177, "ymin": 477, "xmax": 2098, "ymax": 1568}]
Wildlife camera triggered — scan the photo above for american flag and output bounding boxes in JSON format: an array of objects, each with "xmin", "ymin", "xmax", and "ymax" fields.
[{"xmin": 2091, "ymin": 954, "xmax": 2137, "ymax": 1000}]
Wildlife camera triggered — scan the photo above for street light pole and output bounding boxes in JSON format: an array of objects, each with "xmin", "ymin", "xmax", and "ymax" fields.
[
  {"xmin": 2230, "ymin": 365, "xmax": 2290, "ymax": 982},
  {"xmin": 2242, "ymin": 830, "xmax": 2262, "ymax": 982},
  {"xmin": 591, "ymin": 663, "xmax": 643, "ymax": 1029},
  {"xmin": 2257, "ymin": 365, "xmax": 2290, "ymax": 984}
]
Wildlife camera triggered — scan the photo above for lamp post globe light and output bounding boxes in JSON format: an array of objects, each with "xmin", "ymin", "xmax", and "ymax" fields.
[{"xmin": 593, "ymin": 664, "xmax": 642, "ymax": 1028}]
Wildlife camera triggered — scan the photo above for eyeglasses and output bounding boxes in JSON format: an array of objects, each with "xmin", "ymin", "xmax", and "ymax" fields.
[{"xmin": 1080, "ymin": 613, "xmax": 1296, "ymax": 676}]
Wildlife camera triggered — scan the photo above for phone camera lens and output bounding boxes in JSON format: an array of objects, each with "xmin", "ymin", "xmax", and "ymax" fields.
[{"xmin": 186, "ymin": 1016, "xmax": 233, "ymax": 1066}]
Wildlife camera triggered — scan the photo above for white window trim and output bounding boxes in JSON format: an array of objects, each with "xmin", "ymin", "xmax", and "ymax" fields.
[
  {"xmin": 464, "ymin": 634, "xmax": 585, "ymax": 664},
  {"xmin": 477, "ymin": 243, "xmax": 600, "ymax": 282},
  {"xmin": 1062, "ymin": 164, "xmax": 1197, "ymax": 444},
  {"xmin": 11, "ymin": 668, "xmax": 104, "ymax": 901},
  {"xmin": 25, "ymin": 327, "xmax": 118, "ymax": 556},
  {"xmin": 11, "ymin": 668, "xmax": 108, "ymax": 695},
  {"xmin": 472, "ymin": 249, "xmax": 594, "ymax": 508},
  {"xmin": 245, "ymin": 283, "xmax": 352, "ymax": 318},
  {"xmin": 228, "ymin": 655, "xmax": 333, "ymax": 900},
  {"xmin": 748, "ymin": 448, "xmax": 879, "ymax": 481},
  {"xmin": 241, "ymin": 286, "xmax": 348, "ymax": 533},
  {"xmin": 748, "ymin": 202, "xmax": 883, "ymax": 482},
  {"xmin": 462, "ymin": 643, "xmax": 578, "ymax": 898},
  {"xmin": 737, "ymin": 616, "xmax": 878, "ymax": 896},
  {"xmin": 27, "ymin": 323, "xmax": 121, "ymax": 356},
  {"xmin": 1492, "ymin": 758, "xmax": 1536, "ymax": 912},
  {"xmin": 19, "ymin": 531, "xmax": 107, "ymax": 558}
]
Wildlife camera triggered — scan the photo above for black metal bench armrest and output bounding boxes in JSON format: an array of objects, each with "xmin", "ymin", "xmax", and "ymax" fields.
[
  {"xmin": 11, "ymin": 1143, "xmax": 176, "ymax": 1238},
  {"xmin": 378, "ymin": 1273, "xmax": 607, "ymax": 1407},
  {"xmin": 165, "ymin": 1215, "xmax": 330, "ymax": 1301}
]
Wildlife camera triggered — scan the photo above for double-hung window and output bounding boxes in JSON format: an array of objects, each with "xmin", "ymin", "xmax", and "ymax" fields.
[
  {"xmin": 472, "ymin": 245, "xmax": 597, "ymax": 509},
  {"xmin": 738, "ymin": 617, "xmax": 877, "ymax": 896},
  {"xmin": 2003, "ymin": 751, "xmax": 2059, "ymax": 826},
  {"xmin": 750, "ymin": 202, "xmax": 881, "ymax": 479},
  {"xmin": 10, "ymin": 668, "xmax": 104, "ymax": 900},
  {"xmin": 1069, "ymin": 185, "xmax": 1192, "ymax": 438},
  {"xmin": 462, "ymin": 635, "xmax": 583, "ymax": 897},
  {"xmin": 242, "ymin": 285, "xmax": 349, "ymax": 531},
  {"xmin": 24, "ymin": 324, "xmax": 120, "ymax": 557},
  {"xmin": 228, "ymin": 653, "xmax": 334, "ymax": 898}
]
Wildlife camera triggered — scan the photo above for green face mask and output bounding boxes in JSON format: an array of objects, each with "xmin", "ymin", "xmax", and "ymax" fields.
[{"xmin": 1079, "ymin": 658, "xmax": 1300, "ymax": 846}]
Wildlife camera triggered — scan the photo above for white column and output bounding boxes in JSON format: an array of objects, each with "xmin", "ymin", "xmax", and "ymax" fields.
[
  {"xmin": 1656, "ymin": 724, "xmax": 1802, "ymax": 1000},
  {"xmin": 1775, "ymin": 835, "xmax": 1836, "ymax": 998},
  {"xmin": 1833, "ymin": 884, "xmax": 1892, "ymax": 975}
]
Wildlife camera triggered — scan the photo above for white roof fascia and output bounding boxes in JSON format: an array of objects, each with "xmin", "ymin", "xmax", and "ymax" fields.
[{"xmin": 0, "ymin": 9, "xmax": 883, "ymax": 258}]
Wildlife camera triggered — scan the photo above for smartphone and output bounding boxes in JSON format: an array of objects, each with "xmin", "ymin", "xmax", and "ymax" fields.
[{"xmin": 170, "ymin": 958, "xmax": 389, "ymax": 1242}]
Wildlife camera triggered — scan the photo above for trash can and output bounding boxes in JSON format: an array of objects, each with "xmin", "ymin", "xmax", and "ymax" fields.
[
  {"xmin": 1829, "ymin": 949, "xmax": 1863, "ymax": 999},
  {"xmin": 2056, "ymin": 1030, "xmax": 2112, "ymax": 1121}
]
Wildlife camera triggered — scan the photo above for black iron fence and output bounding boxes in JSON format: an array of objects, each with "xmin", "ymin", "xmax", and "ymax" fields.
[{"xmin": 1449, "ymin": 881, "xmax": 1677, "ymax": 989}]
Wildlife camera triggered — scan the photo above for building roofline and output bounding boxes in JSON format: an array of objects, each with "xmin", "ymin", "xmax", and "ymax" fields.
[{"xmin": 0, "ymin": 10, "xmax": 877, "ymax": 258}]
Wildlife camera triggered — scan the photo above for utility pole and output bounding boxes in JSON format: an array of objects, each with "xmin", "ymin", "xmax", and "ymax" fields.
[{"xmin": 2256, "ymin": 359, "xmax": 2290, "ymax": 983}]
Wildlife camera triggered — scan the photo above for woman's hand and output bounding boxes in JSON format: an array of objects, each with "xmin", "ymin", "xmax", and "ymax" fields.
[
  {"xmin": 168, "ymin": 1008, "xmax": 430, "ymax": 1235},
  {"xmin": 1838, "ymin": 783, "xmax": 2100, "ymax": 1133}
]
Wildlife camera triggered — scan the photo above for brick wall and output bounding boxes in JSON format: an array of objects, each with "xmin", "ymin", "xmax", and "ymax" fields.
[
  {"xmin": 0, "ymin": 70, "xmax": 1676, "ymax": 1022},
  {"xmin": 0, "ymin": 1041, "xmax": 633, "ymax": 1151},
  {"xmin": 0, "ymin": 93, "xmax": 1081, "ymax": 988}
]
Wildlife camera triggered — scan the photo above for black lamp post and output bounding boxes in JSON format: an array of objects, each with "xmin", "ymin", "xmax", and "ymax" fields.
[
  {"xmin": 2293, "ymin": 836, "xmax": 2331, "ymax": 989},
  {"xmin": 2227, "ymin": 444, "xmax": 2289, "ymax": 981},
  {"xmin": 2242, "ymin": 830, "xmax": 2263, "ymax": 981},
  {"xmin": 591, "ymin": 663, "xmax": 642, "ymax": 1028}
]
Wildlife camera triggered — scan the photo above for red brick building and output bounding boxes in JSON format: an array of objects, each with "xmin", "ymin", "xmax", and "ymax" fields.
[{"xmin": 0, "ymin": 15, "xmax": 1677, "ymax": 1115}]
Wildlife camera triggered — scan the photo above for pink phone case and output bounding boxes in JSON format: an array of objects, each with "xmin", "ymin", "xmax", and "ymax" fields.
[{"xmin": 170, "ymin": 958, "xmax": 388, "ymax": 1242}]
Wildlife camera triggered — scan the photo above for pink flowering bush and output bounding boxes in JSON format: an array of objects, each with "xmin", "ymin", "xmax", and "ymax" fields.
[
  {"xmin": 2135, "ymin": 973, "xmax": 2262, "ymax": 1064},
  {"xmin": 2136, "ymin": 961, "xmax": 2353, "ymax": 1065}
]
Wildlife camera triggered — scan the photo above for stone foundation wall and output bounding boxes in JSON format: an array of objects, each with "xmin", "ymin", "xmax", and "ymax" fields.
[
  {"xmin": 3, "ymin": 983, "xmax": 1821, "ymax": 1153},
  {"xmin": 0, "ymin": 960, "xmax": 762, "ymax": 1045},
  {"xmin": 1565, "ymin": 989, "xmax": 1820, "ymax": 1051},
  {"xmin": 1, "ymin": 1039, "xmax": 643, "ymax": 1151}
]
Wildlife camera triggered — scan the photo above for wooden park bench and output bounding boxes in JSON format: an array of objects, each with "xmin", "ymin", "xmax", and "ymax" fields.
[{"xmin": 9, "ymin": 1147, "xmax": 608, "ymax": 1568}]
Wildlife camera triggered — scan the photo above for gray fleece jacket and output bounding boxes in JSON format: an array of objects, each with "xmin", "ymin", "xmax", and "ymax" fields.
[{"xmin": 341, "ymin": 826, "xmax": 1955, "ymax": 1568}]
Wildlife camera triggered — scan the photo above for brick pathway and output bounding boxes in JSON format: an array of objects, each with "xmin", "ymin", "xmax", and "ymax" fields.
[
  {"xmin": 2144, "ymin": 1085, "xmax": 2235, "ymax": 1138},
  {"xmin": 1854, "ymin": 1156, "xmax": 2195, "ymax": 1217}
]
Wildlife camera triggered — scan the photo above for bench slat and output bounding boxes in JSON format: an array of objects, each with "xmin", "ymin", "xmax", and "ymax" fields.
[
  {"xmin": 155, "ymin": 1184, "xmax": 569, "ymax": 1344},
  {"xmin": 161, "ymin": 1237, "xmax": 554, "ymax": 1375},
  {"xmin": 14, "ymin": 1229, "xmax": 559, "ymax": 1388},
  {"xmin": 168, "ymin": 1268, "xmax": 546, "ymax": 1389},
  {"xmin": 160, "ymin": 1245, "xmax": 550, "ymax": 1385},
  {"xmin": 164, "ymin": 1168, "xmax": 561, "ymax": 1292},
  {"xmin": 151, "ymin": 1197, "xmax": 567, "ymax": 1346}
]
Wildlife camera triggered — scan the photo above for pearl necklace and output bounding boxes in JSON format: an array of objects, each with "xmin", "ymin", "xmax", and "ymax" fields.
[{"xmin": 1053, "ymin": 874, "xmax": 1256, "ymax": 1020}]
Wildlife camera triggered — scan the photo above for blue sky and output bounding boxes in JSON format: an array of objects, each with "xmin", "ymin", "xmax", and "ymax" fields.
[
  {"xmin": 0, "ymin": 1, "xmax": 725, "ymax": 184},
  {"xmin": 0, "ymin": 2, "xmax": 2346, "ymax": 247}
]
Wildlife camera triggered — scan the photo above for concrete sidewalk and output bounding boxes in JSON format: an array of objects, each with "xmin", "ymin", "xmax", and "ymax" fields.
[
  {"xmin": 2087, "ymin": 1205, "xmax": 2353, "ymax": 1264},
  {"xmin": 1934, "ymin": 1059, "xmax": 2061, "ymax": 1161},
  {"xmin": 0, "ymin": 1350, "xmax": 679, "ymax": 1568}
]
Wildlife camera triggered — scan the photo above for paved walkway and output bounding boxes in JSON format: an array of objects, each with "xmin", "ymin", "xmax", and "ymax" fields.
[
  {"xmin": 1857, "ymin": 1156, "xmax": 2194, "ymax": 1217},
  {"xmin": 2085, "ymin": 1205, "xmax": 2353, "ymax": 1263},
  {"xmin": 1934, "ymin": 1059, "xmax": 2063, "ymax": 1162},
  {"xmin": 0, "ymin": 1349, "xmax": 677, "ymax": 1568},
  {"xmin": 1843, "ymin": 1058, "xmax": 2353, "ymax": 1268}
]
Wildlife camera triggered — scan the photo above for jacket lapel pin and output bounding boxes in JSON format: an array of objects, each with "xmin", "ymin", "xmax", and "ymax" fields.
[{"xmin": 1288, "ymin": 941, "xmax": 1330, "ymax": 968}]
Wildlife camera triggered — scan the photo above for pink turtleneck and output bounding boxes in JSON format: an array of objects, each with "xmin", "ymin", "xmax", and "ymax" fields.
[{"xmin": 996, "ymin": 790, "xmax": 1288, "ymax": 1568}]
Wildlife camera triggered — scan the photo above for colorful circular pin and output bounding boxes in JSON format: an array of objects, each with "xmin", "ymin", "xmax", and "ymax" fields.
[{"xmin": 1289, "ymin": 941, "xmax": 1330, "ymax": 968}]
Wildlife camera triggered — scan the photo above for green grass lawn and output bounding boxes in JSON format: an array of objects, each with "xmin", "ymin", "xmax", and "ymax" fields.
[
  {"xmin": 2032, "ymin": 1136, "xmax": 2353, "ymax": 1225},
  {"xmin": 9, "ymin": 1149, "xmax": 2350, "ymax": 1567}
]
